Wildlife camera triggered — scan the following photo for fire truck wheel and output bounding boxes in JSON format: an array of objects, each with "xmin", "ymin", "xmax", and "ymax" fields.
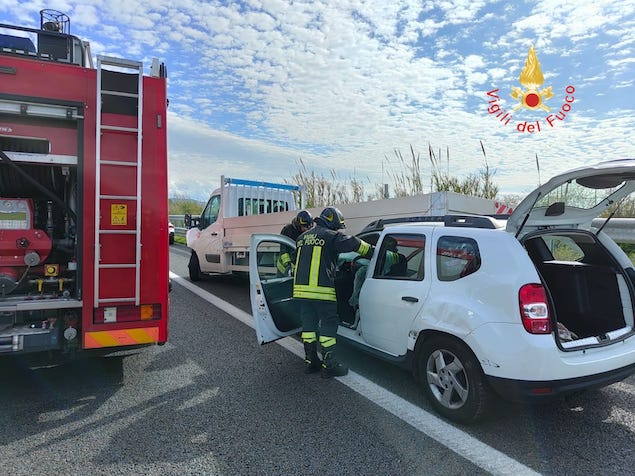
[{"xmin": 188, "ymin": 251, "xmax": 202, "ymax": 281}]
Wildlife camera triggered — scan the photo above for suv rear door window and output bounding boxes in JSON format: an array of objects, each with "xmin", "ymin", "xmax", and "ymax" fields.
[{"xmin": 437, "ymin": 236, "xmax": 481, "ymax": 281}]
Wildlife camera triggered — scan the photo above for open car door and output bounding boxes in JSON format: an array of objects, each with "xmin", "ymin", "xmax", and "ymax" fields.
[{"xmin": 249, "ymin": 234, "xmax": 301, "ymax": 344}]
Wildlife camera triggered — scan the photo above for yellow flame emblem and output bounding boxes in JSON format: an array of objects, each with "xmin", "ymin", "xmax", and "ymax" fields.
[{"xmin": 510, "ymin": 45, "xmax": 553, "ymax": 111}]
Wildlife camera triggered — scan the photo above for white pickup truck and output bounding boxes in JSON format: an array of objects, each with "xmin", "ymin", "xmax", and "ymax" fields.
[
  {"xmin": 250, "ymin": 159, "xmax": 635, "ymax": 423},
  {"xmin": 186, "ymin": 175, "xmax": 513, "ymax": 280},
  {"xmin": 186, "ymin": 176, "xmax": 302, "ymax": 279}
]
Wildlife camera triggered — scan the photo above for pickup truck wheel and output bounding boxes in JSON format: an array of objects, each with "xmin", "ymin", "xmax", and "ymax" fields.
[
  {"xmin": 188, "ymin": 251, "xmax": 202, "ymax": 281},
  {"xmin": 418, "ymin": 336, "xmax": 491, "ymax": 424},
  {"xmin": 169, "ymin": 234, "xmax": 174, "ymax": 245}
]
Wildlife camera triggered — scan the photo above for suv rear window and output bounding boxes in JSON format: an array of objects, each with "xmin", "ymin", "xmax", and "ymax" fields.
[
  {"xmin": 437, "ymin": 236, "xmax": 481, "ymax": 281},
  {"xmin": 541, "ymin": 235, "xmax": 584, "ymax": 261},
  {"xmin": 535, "ymin": 179, "xmax": 626, "ymax": 210}
]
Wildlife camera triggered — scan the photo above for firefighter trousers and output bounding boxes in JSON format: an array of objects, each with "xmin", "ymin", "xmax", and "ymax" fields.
[{"xmin": 298, "ymin": 299, "xmax": 338, "ymax": 341}]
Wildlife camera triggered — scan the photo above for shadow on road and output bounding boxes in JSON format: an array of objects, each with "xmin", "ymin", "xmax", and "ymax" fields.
[{"xmin": 0, "ymin": 354, "xmax": 124, "ymax": 446}]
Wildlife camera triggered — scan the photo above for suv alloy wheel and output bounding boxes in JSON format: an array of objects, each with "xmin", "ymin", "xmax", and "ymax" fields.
[{"xmin": 418, "ymin": 335, "xmax": 493, "ymax": 423}]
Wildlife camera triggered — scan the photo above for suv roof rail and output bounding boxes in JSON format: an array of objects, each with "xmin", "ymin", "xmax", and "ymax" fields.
[{"xmin": 359, "ymin": 214, "xmax": 508, "ymax": 234}]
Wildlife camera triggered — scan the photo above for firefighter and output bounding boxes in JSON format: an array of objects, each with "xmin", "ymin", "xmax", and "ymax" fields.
[
  {"xmin": 293, "ymin": 207, "xmax": 374, "ymax": 377},
  {"xmin": 277, "ymin": 210, "xmax": 313, "ymax": 275}
]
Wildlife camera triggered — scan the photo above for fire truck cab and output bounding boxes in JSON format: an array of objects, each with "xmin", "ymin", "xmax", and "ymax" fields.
[{"xmin": 0, "ymin": 10, "xmax": 169, "ymax": 357}]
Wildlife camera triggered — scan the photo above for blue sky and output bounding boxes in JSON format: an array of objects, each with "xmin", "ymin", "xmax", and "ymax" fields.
[{"xmin": 2, "ymin": 0, "xmax": 635, "ymax": 201}]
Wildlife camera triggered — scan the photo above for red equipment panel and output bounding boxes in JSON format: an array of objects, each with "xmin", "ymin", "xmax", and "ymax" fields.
[{"xmin": 0, "ymin": 198, "xmax": 52, "ymax": 267}]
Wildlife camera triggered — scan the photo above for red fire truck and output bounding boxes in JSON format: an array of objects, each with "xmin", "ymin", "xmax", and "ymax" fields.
[{"xmin": 0, "ymin": 10, "xmax": 169, "ymax": 357}]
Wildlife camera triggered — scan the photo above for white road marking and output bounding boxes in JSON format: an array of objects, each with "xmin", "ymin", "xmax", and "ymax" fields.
[{"xmin": 171, "ymin": 272, "xmax": 541, "ymax": 476}]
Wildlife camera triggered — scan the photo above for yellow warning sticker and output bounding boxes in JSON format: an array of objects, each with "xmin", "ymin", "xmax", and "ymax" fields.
[{"xmin": 111, "ymin": 204, "xmax": 127, "ymax": 225}]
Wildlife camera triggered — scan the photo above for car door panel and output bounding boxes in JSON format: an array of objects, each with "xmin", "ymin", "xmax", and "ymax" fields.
[
  {"xmin": 190, "ymin": 194, "xmax": 223, "ymax": 273},
  {"xmin": 358, "ymin": 232, "xmax": 430, "ymax": 356},
  {"xmin": 250, "ymin": 234, "xmax": 301, "ymax": 344},
  {"xmin": 359, "ymin": 279, "xmax": 426, "ymax": 355}
]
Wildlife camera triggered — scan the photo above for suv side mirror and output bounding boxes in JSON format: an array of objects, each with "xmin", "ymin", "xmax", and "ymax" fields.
[{"xmin": 184, "ymin": 213, "xmax": 191, "ymax": 229}]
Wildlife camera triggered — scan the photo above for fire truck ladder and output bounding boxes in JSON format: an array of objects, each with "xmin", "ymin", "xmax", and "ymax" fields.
[{"xmin": 94, "ymin": 55, "xmax": 143, "ymax": 307}]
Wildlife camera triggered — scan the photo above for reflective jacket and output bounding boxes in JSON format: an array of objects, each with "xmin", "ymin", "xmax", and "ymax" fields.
[
  {"xmin": 277, "ymin": 223, "xmax": 303, "ymax": 275},
  {"xmin": 293, "ymin": 225, "xmax": 372, "ymax": 301}
]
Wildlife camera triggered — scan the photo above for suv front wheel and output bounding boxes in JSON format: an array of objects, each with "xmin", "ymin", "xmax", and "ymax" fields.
[{"xmin": 417, "ymin": 335, "xmax": 492, "ymax": 424}]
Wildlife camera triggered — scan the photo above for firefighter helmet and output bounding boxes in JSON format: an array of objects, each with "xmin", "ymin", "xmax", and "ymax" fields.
[
  {"xmin": 318, "ymin": 207, "xmax": 346, "ymax": 230},
  {"xmin": 292, "ymin": 210, "xmax": 313, "ymax": 230}
]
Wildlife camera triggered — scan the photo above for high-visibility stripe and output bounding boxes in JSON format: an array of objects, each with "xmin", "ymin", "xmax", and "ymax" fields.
[
  {"xmin": 293, "ymin": 284, "xmax": 336, "ymax": 301},
  {"xmin": 301, "ymin": 332, "xmax": 317, "ymax": 343},
  {"xmin": 294, "ymin": 249, "xmax": 301, "ymax": 274},
  {"xmin": 84, "ymin": 327, "xmax": 159, "ymax": 349},
  {"xmin": 278, "ymin": 252, "xmax": 292, "ymax": 274},
  {"xmin": 277, "ymin": 259, "xmax": 287, "ymax": 274},
  {"xmin": 293, "ymin": 284, "xmax": 336, "ymax": 295},
  {"xmin": 319, "ymin": 336, "xmax": 336, "ymax": 348},
  {"xmin": 293, "ymin": 291, "xmax": 336, "ymax": 301},
  {"xmin": 357, "ymin": 241, "xmax": 371, "ymax": 256},
  {"xmin": 309, "ymin": 246, "xmax": 321, "ymax": 287}
]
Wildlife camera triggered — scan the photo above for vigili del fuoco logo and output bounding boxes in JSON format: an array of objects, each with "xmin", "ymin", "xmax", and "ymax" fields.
[{"xmin": 486, "ymin": 45, "xmax": 575, "ymax": 133}]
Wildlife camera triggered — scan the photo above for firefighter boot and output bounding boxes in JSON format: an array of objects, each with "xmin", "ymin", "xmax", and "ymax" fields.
[
  {"xmin": 303, "ymin": 341, "xmax": 322, "ymax": 374},
  {"xmin": 320, "ymin": 342, "xmax": 348, "ymax": 378}
]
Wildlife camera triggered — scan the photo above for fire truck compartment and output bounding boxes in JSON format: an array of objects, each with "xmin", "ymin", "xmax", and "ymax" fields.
[{"xmin": 0, "ymin": 9, "xmax": 170, "ymax": 356}]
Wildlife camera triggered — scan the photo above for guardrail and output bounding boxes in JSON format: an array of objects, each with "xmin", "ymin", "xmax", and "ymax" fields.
[
  {"xmin": 169, "ymin": 215, "xmax": 190, "ymax": 239},
  {"xmin": 173, "ymin": 227, "xmax": 187, "ymax": 238},
  {"xmin": 591, "ymin": 218, "xmax": 635, "ymax": 244},
  {"xmin": 169, "ymin": 215, "xmax": 635, "ymax": 244}
]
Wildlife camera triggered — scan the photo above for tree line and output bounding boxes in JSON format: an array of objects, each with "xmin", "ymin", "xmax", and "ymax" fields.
[{"xmin": 169, "ymin": 142, "xmax": 635, "ymax": 218}]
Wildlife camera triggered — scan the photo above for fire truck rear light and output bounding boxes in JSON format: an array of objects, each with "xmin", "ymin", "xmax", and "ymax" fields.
[
  {"xmin": 140, "ymin": 304, "xmax": 153, "ymax": 320},
  {"xmin": 519, "ymin": 284, "xmax": 551, "ymax": 334},
  {"xmin": 94, "ymin": 304, "xmax": 161, "ymax": 323}
]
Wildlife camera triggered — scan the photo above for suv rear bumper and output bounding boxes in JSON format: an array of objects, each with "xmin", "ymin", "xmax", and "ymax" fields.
[{"xmin": 486, "ymin": 361, "xmax": 635, "ymax": 402}]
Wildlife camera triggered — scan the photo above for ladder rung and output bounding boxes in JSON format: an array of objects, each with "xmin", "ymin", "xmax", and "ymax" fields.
[
  {"xmin": 100, "ymin": 160, "xmax": 138, "ymax": 167},
  {"xmin": 99, "ymin": 264, "xmax": 137, "ymax": 269},
  {"xmin": 98, "ymin": 298, "xmax": 136, "ymax": 304},
  {"xmin": 101, "ymin": 90, "xmax": 139, "ymax": 98},
  {"xmin": 99, "ymin": 195, "xmax": 138, "ymax": 200},
  {"xmin": 101, "ymin": 125, "xmax": 139, "ymax": 133},
  {"xmin": 98, "ymin": 230, "xmax": 137, "ymax": 235},
  {"xmin": 98, "ymin": 55, "xmax": 142, "ymax": 70}
]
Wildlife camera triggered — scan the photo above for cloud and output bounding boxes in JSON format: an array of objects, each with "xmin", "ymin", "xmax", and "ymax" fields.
[
  {"xmin": 2, "ymin": 0, "xmax": 635, "ymax": 202},
  {"xmin": 167, "ymin": 113, "xmax": 314, "ymax": 200}
]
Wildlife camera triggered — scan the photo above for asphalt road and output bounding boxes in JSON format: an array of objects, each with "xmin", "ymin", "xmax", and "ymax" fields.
[{"xmin": 1, "ymin": 244, "xmax": 635, "ymax": 475}]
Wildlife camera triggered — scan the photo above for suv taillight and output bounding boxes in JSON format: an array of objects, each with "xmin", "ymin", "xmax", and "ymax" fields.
[{"xmin": 519, "ymin": 283, "xmax": 551, "ymax": 334}]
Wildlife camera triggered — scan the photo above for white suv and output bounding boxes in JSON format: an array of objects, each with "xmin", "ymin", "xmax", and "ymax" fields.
[{"xmin": 249, "ymin": 159, "xmax": 635, "ymax": 423}]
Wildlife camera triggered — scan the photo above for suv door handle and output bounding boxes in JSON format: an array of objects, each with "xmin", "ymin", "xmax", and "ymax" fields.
[{"xmin": 402, "ymin": 296, "xmax": 418, "ymax": 303}]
